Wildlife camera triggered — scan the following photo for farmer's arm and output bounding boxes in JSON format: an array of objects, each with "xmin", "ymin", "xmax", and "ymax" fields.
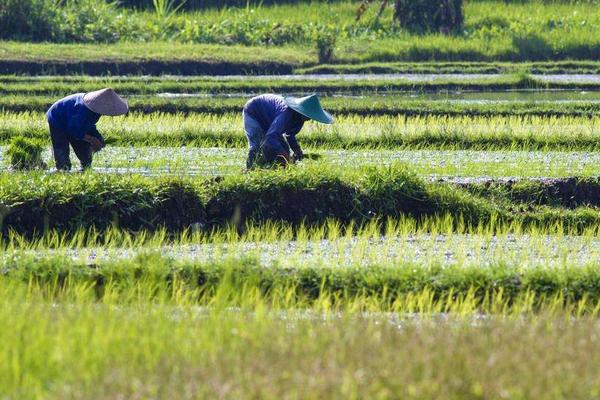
[
  {"xmin": 67, "ymin": 113, "xmax": 104, "ymax": 151},
  {"xmin": 264, "ymin": 113, "xmax": 292, "ymax": 163},
  {"xmin": 286, "ymin": 134, "xmax": 303, "ymax": 160},
  {"xmin": 84, "ymin": 125, "xmax": 105, "ymax": 151}
]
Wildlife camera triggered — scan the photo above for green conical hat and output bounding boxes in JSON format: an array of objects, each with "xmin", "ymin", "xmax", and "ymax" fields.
[{"xmin": 284, "ymin": 94, "xmax": 333, "ymax": 124}]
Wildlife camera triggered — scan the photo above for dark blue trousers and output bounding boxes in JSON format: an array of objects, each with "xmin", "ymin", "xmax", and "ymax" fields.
[{"xmin": 49, "ymin": 124, "xmax": 95, "ymax": 171}]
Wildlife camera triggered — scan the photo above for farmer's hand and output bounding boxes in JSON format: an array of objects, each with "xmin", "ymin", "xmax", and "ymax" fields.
[
  {"xmin": 275, "ymin": 152, "xmax": 293, "ymax": 166},
  {"xmin": 293, "ymin": 151, "xmax": 304, "ymax": 162},
  {"xmin": 84, "ymin": 134, "xmax": 104, "ymax": 152}
]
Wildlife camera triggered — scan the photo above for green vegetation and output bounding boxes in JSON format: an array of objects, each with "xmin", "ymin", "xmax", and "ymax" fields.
[
  {"xmin": 5, "ymin": 136, "xmax": 45, "ymax": 170},
  {"xmin": 299, "ymin": 60, "xmax": 600, "ymax": 74},
  {"xmin": 8, "ymin": 253, "xmax": 600, "ymax": 309},
  {"xmin": 1, "ymin": 278, "xmax": 600, "ymax": 398},
  {"xmin": 4, "ymin": 93, "xmax": 600, "ymax": 118},
  {"xmin": 4, "ymin": 167, "xmax": 600, "ymax": 235},
  {"xmin": 121, "ymin": 0, "xmax": 345, "ymax": 9},
  {"xmin": 1, "ymin": 0, "xmax": 600, "ymax": 74},
  {"xmin": 370, "ymin": 0, "xmax": 464, "ymax": 33},
  {"xmin": 0, "ymin": 74, "xmax": 583, "ymax": 96},
  {"xmin": 4, "ymin": 42, "xmax": 600, "ymax": 74},
  {"xmin": 6, "ymin": 112, "xmax": 600, "ymax": 151},
  {"xmin": 4, "ymin": 1, "xmax": 600, "ymax": 394}
]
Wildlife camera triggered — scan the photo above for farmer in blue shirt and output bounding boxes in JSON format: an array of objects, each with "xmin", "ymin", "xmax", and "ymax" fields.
[
  {"xmin": 46, "ymin": 88, "xmax": 128, "ymax": 171},
  {"xmin": 243, "ymin": 94, "xmax": 333, "ymax": 169}
]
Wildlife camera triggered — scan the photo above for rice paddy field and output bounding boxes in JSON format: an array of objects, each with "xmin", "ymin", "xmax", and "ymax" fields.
[{"xmin": 6, "ymin": 1, "xmax": 600, "ymax": 398}]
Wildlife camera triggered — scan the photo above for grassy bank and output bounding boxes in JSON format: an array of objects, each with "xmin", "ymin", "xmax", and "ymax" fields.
[
  {"xmin": 0, "ymin": 74, "xmax": 584, "ymax": 96},
  {"xmin": 0, "ymin": 42, "xmax": 308, "ymax": 75},
  {"xmin": 299, "ymin": 60, "xmax": 600, "ymax": 75},
  {"xmin": 4, "ymin": 168, "xmax": 600, "ymax": 235},
  {"xmin": 0, "ymin": 166, "xmax": 493, "ymax": 234},
  {"xmin": 4, "ymin": 44, "xmax": 600, "ymax": 74}
]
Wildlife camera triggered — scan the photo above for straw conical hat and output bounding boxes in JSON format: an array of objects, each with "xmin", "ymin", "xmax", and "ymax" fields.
[
  {"xmin": 83, "ymin": 88, "xmax": 129, "ymax": 116},
  {"xmin": 284, "ymin": 94, "xmax": 333, "ymax": 124}
]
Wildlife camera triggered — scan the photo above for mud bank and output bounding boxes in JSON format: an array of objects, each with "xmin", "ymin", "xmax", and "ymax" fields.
[
  {"xmin": 0, "ymin": 60, "xmax": 296, "ymax": 76},
  {"xmin": 1, "ymin": 171, "xmax": 600, "ymax": 236}
]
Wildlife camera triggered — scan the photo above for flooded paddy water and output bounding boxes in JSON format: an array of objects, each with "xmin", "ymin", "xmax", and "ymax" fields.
[
  {"xmin": 1, "ymin": 147, "xmax": 599, "ymax": 178},
  {"xmin": 6, "ymin": 233, "xmax": 600, "ymax": 268},
  {"xmin": 154, "ymin": 89, "xmax": 600, "ymax": 104}
]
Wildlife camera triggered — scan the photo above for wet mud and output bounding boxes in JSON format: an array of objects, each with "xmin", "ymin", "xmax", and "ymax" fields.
[{"xmin": 446, "ymin": 176, "xmax": 600, "ymax": 208}]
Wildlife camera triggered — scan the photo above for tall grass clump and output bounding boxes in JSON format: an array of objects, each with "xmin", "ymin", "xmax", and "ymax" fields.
[
  {"xmin": 357, "ymin": 0, "xmax": 463, "ymax": 34},
  {"xmin": 0, "ymin": 0, "xmax": 126, "ymax": 43},
  {"xmin": 6, "ymin": 136, "xmax": 45, "ymax": 170},
  {"xmin": 0, "ymin": 0, "xmax": 58, "ymax": 41},
  {"xmin": 152, "ymin": 0, "xmax": 186, "ymax": 19},
  {"xmin": 394, "ymin": 0, "xmax": 464, "ymax": 34},
  {"xmin": 315, "ymin": 28, "xmax": 337, "ymax": 64}
]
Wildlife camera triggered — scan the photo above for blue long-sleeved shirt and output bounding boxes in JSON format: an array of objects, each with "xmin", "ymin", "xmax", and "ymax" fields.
[
  {"xmin": 243, "ymin": 94, "xmax": 305, "ymax": 154},
  {"xmin": 46, "ymin": 93, "xmax": 101, "ymax": 140}
]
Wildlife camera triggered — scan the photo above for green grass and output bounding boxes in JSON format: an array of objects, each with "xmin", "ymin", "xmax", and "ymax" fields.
[
  {"xmin": 2, "ymin": 1, "xmax": 600, "ymax": 75},
  {"xmin": 2, "ymin": 277, "xmax": 600, "ymax": 398},
  {"xmin": 7, "ymin": 252, "xmax": 600, "ymax": 309},
  {"xmin": 4, "ymin": 94, "xmax": 600, "ymax": 118},
  {"xmin": 0, "ymin": 74, "xmax": 586, "ymax": 96},
  {"xmin": 0, "ymin": 41, "xmax": 310, "ymax": 64},
  {"xmin": 4, "ymin": 166, "xmax": 600, "ymax": 235},
  {"xmin": 298, "ymin": 60, "xmax": 600, "ymax": 74},
  {"xmin": 5, "ymin": 112, "xmax": 600, "ymax": 151}
]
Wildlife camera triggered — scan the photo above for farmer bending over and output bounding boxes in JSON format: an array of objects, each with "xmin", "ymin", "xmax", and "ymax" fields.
[
  {"xmin": 243, "ymin": 94, "xmax": 333, "ymax": 169},
  {"xmin": 46, "ymin": 88, "xmax": 128, "ymax": 171}
]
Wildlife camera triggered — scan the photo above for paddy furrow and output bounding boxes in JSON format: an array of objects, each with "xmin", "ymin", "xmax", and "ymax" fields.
[{"xmin": 2, "ymin": 147, "xmax": 599, "ymax": 178}]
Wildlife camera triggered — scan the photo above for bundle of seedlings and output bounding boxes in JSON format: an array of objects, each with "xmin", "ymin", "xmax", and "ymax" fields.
[{"xmin": 6, "ymin": 136, "xmax": 46, "ymax": 170}]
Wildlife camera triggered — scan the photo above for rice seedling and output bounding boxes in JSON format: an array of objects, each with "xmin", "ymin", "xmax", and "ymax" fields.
[
  {"xmin": 4, "ymin": 93, "xmax": 600, "ymax": 118},
  {"xmin": 4, "ymin": 145, "xmax": 600, "ymax": 179},
  {"xmin": 0, "ymin": 277, "xmax": 600, "ymax": 398},
  {"xmin": 6, "ymin": 250, "xmax": 600, "ymax": 311},
  {"xmin": 2, "ymin": 73, "xmax": 580, "ymax": 96},
  {"xmin": 3, "ymin": 111, "xmax": 600, "ymax": 151},
  {"xmin": 5, "ymin": 136, "xmax": 46, "ymax": 170}
]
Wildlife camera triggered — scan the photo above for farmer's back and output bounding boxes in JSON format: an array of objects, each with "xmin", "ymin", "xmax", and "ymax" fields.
[{"xmin": 243, "ymin": 94, "xmax": 288, "ymax": 130}]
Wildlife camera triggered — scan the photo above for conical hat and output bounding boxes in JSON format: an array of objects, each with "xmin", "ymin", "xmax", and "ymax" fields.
[
  {"xmin": 83, "ymin": 88, "xmax": 129, "ymax": 116},
  {"xmin": 284, "ymin": 94, "xmax": 333, "ymax": 124}
]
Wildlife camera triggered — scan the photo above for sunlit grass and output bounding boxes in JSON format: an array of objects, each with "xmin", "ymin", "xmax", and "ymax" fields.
[
  {"xmin": 2, "ymin": 278, "xmax": 600, "ymax": 399},
  {"xmin": 3, "ymin": 111, "xmax": 600, "ymax": 151}
]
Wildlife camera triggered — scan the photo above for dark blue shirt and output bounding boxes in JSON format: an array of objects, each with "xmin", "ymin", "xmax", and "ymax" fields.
[
  {"xmin": 243, "ymin": 94, "xmax": 305, "ymax": 154},
  {"xmin": 46, "ymin": 93, "xmax": 101, "ymax": 140}
]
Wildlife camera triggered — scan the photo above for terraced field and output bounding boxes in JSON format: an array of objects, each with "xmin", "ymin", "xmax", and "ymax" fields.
[{"xmin": 5, "ymin": 71, "xmax": 600, "ymax": 398}]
